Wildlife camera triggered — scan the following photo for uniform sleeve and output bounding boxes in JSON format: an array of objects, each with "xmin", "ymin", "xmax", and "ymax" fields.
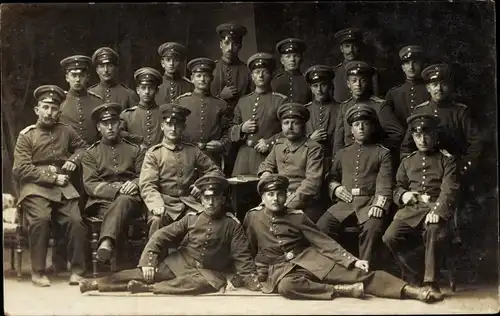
[
  {"xmin": 218, "ymin": 103, "xmax": 232, "ymax": 154},
  {"xmin": 81, "ymin": 150, "xmax": 120, "ymax": 200},
  {"xmin": 300, "ymin": 214, "xmax": 358, "ymax": 268},
  {"xmin": 229, "ymin": 222, "xmax": 258, "ymax": 278},
  {"xmin": 326, "ymin": 150, "xmax": 343, "ymax": 201},
  {"xmin": 371, "ymin": 149, "xmax": 393, "ymax": 211},
  {"xmin": 12, "ymin": 134, "xmax": 58, "ymax": 185},
  {"xmin": 289, "ymin": 145, "xmax": 324, "ymax": 208},
  {"xmin": 139, "ymin": 150, "xmax": 166, "ymax": 210},
  {"xmin": 229, "ymin": 100, "xmax": 245, "ymax": 142},
  {"xmin": 119, "ymin": 112, "xmax": 144, "ymax": 145},
  {"xmin": 131, "ymin": 147, "xmax": 146, "ymax": 186},
  {"xmin": 67, "ymin": 128, "xmax": 89, "ymax": 166},
  {"xmin": 378, "ymin": 102, "xmax": 404, "ymax": 151},
  {"xmin": 242, "ymin": 212, "xmax": 258, "ymax": 257},
  {"xmin": 257, "ymin": 145, "xmax": 278, "ymax": 176},
  {"xmin": 332, "ymin": 106, "xmax": 345, "ymax": 156},
  {"xmin": 432, "ymin": 156, "xmax": 459, "ymax": 220},
  {"xmin": 129, "ymin": 90, "xmax": 139, "ymax": 109},
  {"xmin": 461, "ymin": 108, "xmax": 483, "ymax": 170},
  {"xmin": 384, "ymin": 90, "xmax": 395, "ymax": 112},
  {"xmin": 263, "ymin": 96, "xmax": 288, "ymax": 146},
  {"xmin": 393, "ymin": 159, "xmax": 410, "ymax": 207},
  {"xmin": 400, "ymin": 127, "xmax": 416, "ymax": 160},
  {"xmin": 195, "ymin": 148, "xmax": 224, "ymax": 178}
]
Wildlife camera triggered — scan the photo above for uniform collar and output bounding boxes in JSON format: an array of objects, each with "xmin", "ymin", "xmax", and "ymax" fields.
[
  {"xmin": 192, "ymin": 89, "xmax": 211, "ymax": 97},
  {"xmin": 312, "ymin": 99, "xmax": 334, "ymax": 106},
  {"xmin": 163, "ymin": 72, "xmax": 182, "ymax": 81},
  {"xmin": 405, "ymin": 78, "xmax": 424, "ymax": 86},
  {"xmin": 35, "ymin": 121, "xmax": 56, "ymax": 131},
  {"xmin": 264, "ymin": 207, "xmax": 287, "ymax": 218},
  {"xmin": 101, "ymin": 136, "xmax": 121, "ymax": 146},
  {"xmin": 285, "ymin": 69, "xmax": 302, "ymax": 76},
  {"xmin": 221, "ymin": 57, "xmax": 242, "ymax": 66},
  {"xmin": 162, "ymin": 140, "xmax": 183, "ymax": 151},
  {"xmin": 284, "ymin": 137, "xmax": 308, "ymax": 152},
  {"xmin": 418, "ymin": 148, "xmax": 439, "ymax": 157},
  {"xmin": 137, "ymin": 102, "xmax": 158, "ymax": 110},
  {"xmin": 430, "ymin": 98, "xmax": 452, "ymax": 107},
  {"xmin": 351, "ymin": 94, "xmax": 371, "ymax": 102},
  {"xmin": 68, "ymin": 89, "xmax": 88, "ymax": 97},
  {"xmin": 99, "ymin": 79, "xmax": 118, "ymax": 88},
  {"xmin": 254, "ymin": 88, "xmax": 271, "ymax": 95}
]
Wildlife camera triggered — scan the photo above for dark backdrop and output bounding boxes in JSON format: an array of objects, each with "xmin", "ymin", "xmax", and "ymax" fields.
[{"xmin": 1, "ymin": 2, "xmax": 497, "ymax": 284}]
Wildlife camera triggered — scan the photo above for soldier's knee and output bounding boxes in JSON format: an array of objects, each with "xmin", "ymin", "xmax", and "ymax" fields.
[
  {"xmin": 315, "ymin": 213, "xmax": 331, "ymax": 232},
  {"xmin": 29, "ymin": 213, "xmax": 51, "ymax": 228},
  {"xmin": 277, "ymin": 277, "xmax": 298, "ymax": 297},
  {"xmin": 362, "ymin": 218, "xmax": 384, "ymax": 236},
  {"xmin": 425, "ymin": 224, "xmax": 447, "ymax": 241},
  {"xmin": 115, "ymin": 194, "xmax": 138, "ymax": 205},
  {"xmin": 382, "ymin": 229, "xmax": 396, "ymax": 247}
]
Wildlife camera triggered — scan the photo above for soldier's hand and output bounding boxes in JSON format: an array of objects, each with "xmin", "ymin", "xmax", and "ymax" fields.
[
  {"xmin": 425, "ymin": 212, "xmax": 440, "ymax": 224},
  {"xmin": 334, "ymin": 186, "xmax": 353, "ymax": 203},
  {"xmin": 241, "ymin": 119, "xmax": 257, "ymax": 134},
  {"xmin": 368, "ymin": 206, "xmax": 384, "ymax": 218},
  {"xmin": 151, "ymin": 207, "xmax": 165, "ymax": 216},
  {"xmin": 55, "ymin": 174, "xmax": 69, "ymax": 186},
  {"xmin": 402, "ymin": 191, "xmax": 419, "ymax": 205},
  {"xmin": 220, "ymin": 85, "xmax": 238, "ymax": 100},
  {"xmin": 62, "ymin": 161, "xmax": 77, "ymax": 172},
  {"xmin": 254, "ymin": 139, "xmax": 270, "ymax": 154},
  {"xmin": 190, "ymin": 185, "xmax": 201, "ymax": 199},
  {"xmin": 310, "ymin": 129, "xmax": 327, "ymax": 142},
  {"xmin": 120, "ymin": 181, "xmax": 138, "ymax": 195},
  {"xmin": 354, "ymin": 260, "xmax": 370, "ymax": 273},
  {"xmin": 205, "ymin": 140, "xmax": 223, "ymax": 152},
  {"xmin": 141, "ymin": 266, "xmax": 157, "ymax": 283}
]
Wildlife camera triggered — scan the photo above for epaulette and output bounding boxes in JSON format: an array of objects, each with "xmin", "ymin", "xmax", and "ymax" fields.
[
  {"xmin": 122, "ymin": 138, "xmax": 140, "ymax": 148},
  {"xmin": 122, "ymin": 106, "xmax": 137, "ymax": 113},
  {"xmin": 440, "ymin": 149, "xmax": 453, "ymax": 158},
  {"xmin": 288, "ymin": 209, "xmax": 304, "ymax": 215},
  {"xmin": 150, "ymin": 143, "xmax": 163, "ymax": 151},
  {"xmin": 119, "ymin": 83, "xmax": 134, "ymax": 91},
  {"xmin": 86, "ymin": 140, "xmax": 101, "ymax": 150},
  {"xmin": 341, "ymin": 142, "xmax": 354, "ymax": 149},
  {"xmin": 247, "ymin": 205, "xmax": 263, "ymax": 212},
  {"xmin": 225, "ymin": 212, "xmax": 241, "ymax": 224},
  {"xmin": 387, "ymin": 83, "xmax": 403, "ymax": 93},
  {"xmin": 88, "ymin": 83, "xmax": 98, "ymax": 89},
  {"xmin": 402, "ymin": 150, "xmax": 418, "ymax": 161},
  {"xmin": 88, "ymin": 90, "xmax": 103, "ymax": 99},
  {"xmin": 176, "ymin": 92, "xmax": 192, "ymax": 99},
  {"xmin": 332, "ymin": 62, "xmax": 343, "ymax": 69},
  {"xmin": 341, "ymin": 97, "xmax": 353, "ymax": 104},
  {"xmin": 242, "ymin": 91, "xmax": 255, "ymax": 98},
  {"xmin": 376, "ymin": 144, "xmax": 390, "ymax": 151},
  {"xmin": 414, "ymin": 100, "xmax": 430, "ymax": 109},
  {"xmin": 304, "ymin": 101, "xmax": 312, "ymax": 107},
  {"xmin": 453, "ymin": 102, "xmax": 467, "ymax": 108},
  {"xmin": 20, "ymin": 125, "xmax": 36, "ymax": 135},
  {"xmin": 186, "ymin": 210, "xmax": 200, "ymax": 216},
  {"xmin": 182, "ymin": 76, "xmax": 193, "ymax": 84},
  {"xmin": 272, "ymin": 92, "xmax": 288, "ymax": 99},
  {"xmin": 369, "ymin": 95, "xmax": 385, "ymax": 103}
]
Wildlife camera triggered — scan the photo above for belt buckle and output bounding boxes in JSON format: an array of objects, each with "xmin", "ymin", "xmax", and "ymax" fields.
[
  {"xmin": 285, "ymin": 251, "xmax": 294, "ymax": 261},
  {"xmin": 246, "ymin": 140, "xmax": 255, "ymax": 147},
  {"xmin": 195, "ymin": 261, "xmax": 203, "ymax": 268},
  {"xmin": 351, "ymin": 188, "xmax": 360, "ymax": 196},
  {"xmin": 197, "ymin": 142, "xmax": 206, "ymax": 150},
  {"xmin": 420, "ymin": 193, "xmax": 430, "ymax": 203}
]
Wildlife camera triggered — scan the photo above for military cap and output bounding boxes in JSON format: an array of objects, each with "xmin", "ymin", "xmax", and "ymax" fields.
[
  {"xmin": 334, "ymin": 28, "xmax": 363, "ymax": 44},
  {"xmin": 345, "ymin": 103, "xmax": 377, "ymax": 125},
  {"xmin": 276, "ymin": 38, "xmax": 307, "ymax": 55},
  {"xmin": 33, "ymin": 85, "xmax": 66, "ymax": 105},
  {"xmin": 345, "ymin": 60, "xmax": 375, "ymax": 77},
  {"xmin": 60, "ymin": 55, "xmax": 92, "ymax": 73},
  {"xmin": 216, "ymin": 23, "xmax": 247, "ymax": 43},
  {"xmin": 187, "ymin": 57, "xmax": 216, "ymax": 73},
  {"xmin": 159, "ymin": 103, "xmax": 191, "ymax": 122},
  {"xmin": 257, "ymin": 174, "xmax": 290, "ymax": 195},
  {"xmin": 277, "ymin": 102, "xmax": 310, "ymax": 122},
  {"xmin": 407, "ymin": 113, "xmax": 441, "ymax": 133},
  {"xmin": 194, "ymin": 175, "xmax": 229, "ymax": 196},
  {"xmin": 247, "ymin": 52, "xmax": 275, "ymax": 71},
  {"xmin": 158, "ymin": 42, "xmax": 187, "ymax": 58},
  {"xmin": 134, "ymin": 67, "xmax": 162, "ymax": 86},
  {"xmin": 92, "ymin": 47, "xmax": 119, "ymax": 65},
  {"xmin": 421, "ymin": 64, "xmax": 450, "ymax": 83},
  {"xmin": 90, "ymin": 102, "xmax": 122, "ymax": 122},
  {"xmin": 399, "ymin": 45, "xmax": 424, "ymax": 61},
  {"xmin": 304, "ymin": 65, "xmax": 334, "ymax": 84}
]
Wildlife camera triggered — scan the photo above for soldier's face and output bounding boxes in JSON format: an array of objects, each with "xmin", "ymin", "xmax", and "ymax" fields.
[
  {"xmin": 280, "ymin": 53, "xmax": 301, "ymax": 71},
  {"xmin": 191, "ymin": 72, "xmax": 213, "ymax": 91},
  {"xmin": 262, "ymin": 190, "xmax": 287, "ymax": 212},
  {"xmin": 136, "ymin": 83, "xmax": 158, "ymax": 103},
  {"xmin": 34, "ymin": 101, "xmax": 60, "ymax": 126},
  {"xmin": 96, "ymin": 63, "xmax": 117, "ymax": 82},
  {"xmin": 161, "ymin": 56, "xmax": 181, "ymax": 75},
  {"xmin": 340, "ymin": 42, "xmax": 360, "ymax": 61},
  {"xmin": 161, "ymin": 120, "xmax": 185, "ymax": 142},
  {"xmin": 201, "ymin": 194, "xmax": 225, "ymax": 217},
  {"xmin": 220, "ymin": 38, "xmax": 241, "ymax": 59},
  {"xmin": 65, "ymin": 70, "xmax": 89, "ymax": 91},
  {"xmin": 96, "ymin": 119, "xmax": 120, "ymax": 141},
  {"xmin": 251, "ymin": 68, "xmax": 271, "ymax": 88},
  {"xmin": 401, "ymin": 60, "xmax": 423, "ymax": 80},
  {"xmin": 282, "ymin": 118, "xmax": 305, "ymax": 140},
  {"xmin": 351, "ymin": 119, "xmax": 373, "ymax": 142},
  {"xmin": 427, "ymin": 81, "xmax": 451, "ymax": 102},
  {"xmin": 412, "ymin": 131, "xmax": 437, "ymax": 152},
  {"xmin": 347, "ymin": 75, "xmax": 369, "ymax": 98},
  {"xmin": 310, "ymin": 81, "xmax": 330, "ymax": 102}
]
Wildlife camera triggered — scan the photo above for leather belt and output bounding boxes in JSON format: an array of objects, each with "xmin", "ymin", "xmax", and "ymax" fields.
[
  {"xmin": 246, "ymin": 140, "xmax": 257, "ymax": 147},
  {"xmin": 350, "ymin": 188, "xmax": 374, "ymax": 196},
  {"xmin": 255, "ymin": 246, "xmax": 307, "ymax": 265},
  {"xmin": 161, "ymin": 188, "xmax": 188, "ymax": 197},
  {"xmin": 417, "ymin": 193, "xmax": 437, "ymax": 204},
  {"xmin": 197, "ymin": 142, "xmax": 206, "ymax": 150}
]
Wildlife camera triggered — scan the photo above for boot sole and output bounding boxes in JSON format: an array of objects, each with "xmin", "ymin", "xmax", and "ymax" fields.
[{"xmin": 96, "ymin": 248, "xmax": 112, "ymax": 262}]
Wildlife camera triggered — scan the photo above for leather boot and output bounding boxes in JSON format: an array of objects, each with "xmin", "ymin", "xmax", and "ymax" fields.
[
  {"xmin": 127, "ymin": 280, "xmax": 154, "ymax": 293},
  {"xmin": 402, "ymin": 284, "xmax": 444, "ymax": 303},
  {"xmin": 331, "ymin": 282, "xmax": 365, "ymax": 298},
  {"xmin": 79, "ymin": 279, "xmax": 98, "ymax": 293},
  {"xmin": 97, "ymin": 283, "xmax": 128, "ymax": 292},
  {"xmin": 96, "ymin": 239, "xmax": 114, "ymax": 263}
]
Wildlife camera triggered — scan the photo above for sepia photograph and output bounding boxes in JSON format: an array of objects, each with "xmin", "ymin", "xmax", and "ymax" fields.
[{"xmin": 1, "ymin": 2, "xmax": 498, "ymax": 315}]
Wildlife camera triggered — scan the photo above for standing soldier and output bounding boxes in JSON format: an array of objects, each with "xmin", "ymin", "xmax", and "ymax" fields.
[
  {"xmin": 271, "ymin": 38, "xmax": 311, "ymax": 104},
  {"xmin": 385, "ymin": 45, "xmax": 429, "ymax": 129},
  {"xmin": 81, "ymin": 103, "xmax": 145, "ymax": 262},
  {"xmin": 120, "ymin": 67, "xmax": 164, "ymax": 149},
  {"xmin": 12, "ymin": 85, "xmax": 88, "ymax": 287},
  {"xmin": 89, "ymin": 47, "xmax": 139, "ymax": 110},
  {"xmin": 332, "ymin": 28, "xmax": 379, "ymax": 103},
  {"xmin": 258, "ymin": 103, "xmax": 324, "ymax": 222},
  {"xmin": 139, "ymin": 104, "xmax": 223, "ymax": 238},
  {"xmin": 59, "ymin": 55, "xmax": 103, "ymax": 144},
  {"xmin": 174, "ymin": 58, "xmax": 230, "ymax": 167},
  {"xmin": 155, "ymin": 42, "xmax": 193, "ymax": 104}
]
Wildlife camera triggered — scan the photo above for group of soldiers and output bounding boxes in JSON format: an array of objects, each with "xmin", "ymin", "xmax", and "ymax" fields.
[{"xmin": 12, "ymin": 22, "xmax": 482, "ymax": 303}]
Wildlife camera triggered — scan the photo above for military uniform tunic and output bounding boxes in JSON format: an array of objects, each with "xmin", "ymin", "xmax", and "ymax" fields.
[
  {"xmin": 120, "ymin": 103, "xmax": 164, "ymax": 148},
  {"xmin": 156, "ymin": 74, "xmax": 194, "ymax": 105},
  {"xmin": 89, "ymin": 80, "xmax": 138, "ymax": 110},
  {"xmin": 332, "ymin": 61, "xmax": 380, "ymax": 103},
  {"xmin": 271, "ymin": 69, "xmax": 312, "ymax": 104},
  {"xmin": 385, "ymin": 79, "xmax": 429, "ymax": 129}
]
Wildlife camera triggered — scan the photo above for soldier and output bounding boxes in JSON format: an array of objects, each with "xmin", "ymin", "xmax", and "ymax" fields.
[
  {"xmin": 12, "ymin": 85, "xmax": 88, "ymax": 287},
  {"xmin": 333, "ymin": 61, "xmax": 404, "ymax": 156},
  {"xmin": 59, "ymin": 55, "xmax": 103, "ymax": 144},
  {"xmin": 258, "ymin": 103, "xmax": 324, "ymax": 222},
  {"xmin": 243, "ymin": 174, "xmax": 443, "ymax": 302},
  {"xmin": 304, "ymin": 65, "xmax": 340, "ymax": 171},
  {"xmin": 79, "ymin": 175, "xmax": 262, "ymax": 295},
  {"xmin": 81, "ymin": 102, "xmax": 145, "ymax": 262},
  {"xmin": 271, "ymin": 38, "xmax": 311, "ymax": 104},
  {"xmin": 120, "ymin": 67, "xmax": 164, "ymax": 149},
  {"xmin": 316, "ymin": 105, "xmax": 392, "ymax": 266},
  {"xmin": 385, "ymin": 45, "xmax": 430, "ymax": 129},
  {"xmin": 155, "ymin": 42, "xmax": 194, "ymax": 104},
  {"xmin": 139, "ymin": 104, "xmax": 224, "ymax": 238},
  {"xmin": 174, "ymin": 58, "xmax": 230, "ymax": 167},
  {"xmin": 332, "ymin": 28, "xmax": 379, "ymax": 103},
  {"xmin": 89, "ymin": 47, "xmax": 139, "ymax": 110},
  {"xmin": 383, "ymin": 114, "xmax": 459, "ymax": 293}
]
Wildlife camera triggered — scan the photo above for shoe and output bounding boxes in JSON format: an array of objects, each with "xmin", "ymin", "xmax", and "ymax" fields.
[
  {"xmin": 69, "ymin": 273, "xmax": 84, "ymax": 285},
  {"xmin": 423, "ymin": 282, "xmax": 441, "ymax": 293},
  {"xmin": 332, "ymin": 282, "xmax": 365, "ymax": 298},
  {"xmin": 402, "ymin": 284, "xmax": 444, "ymax": 303},
  {"xmin": 79, "ymin": 279, "xmax": 98, "ymax": 293},
  {"xmin": 96, "ymin": 239, "xmax": 114, "ymax": 262},
  {"xmin": 32, "ymin": 273, "xmax": 51, "ymax": 287},
  {"xmin": 127, "ymin": 280, "xmax": 154, "ymax": 293}
]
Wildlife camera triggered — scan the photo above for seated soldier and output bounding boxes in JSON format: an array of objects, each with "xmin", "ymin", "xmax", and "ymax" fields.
[
  {"xmin": 81, "ymin": 102, "xmax": 145, "ymax": 262},
  {"xmin": 258, "ymin": 103, "xmax": 324, "ymax": 223},
  {"xmin": 79, "ymin": 175, "xmax": 261, "ymax": 295},
  {"xmin": 383, "ymin": 114, "xmax": 459, "ymax": 293},
  {"xmin": 316, "ymin": 104, "xmax": 392, "ymax": 267},
  {"xmin": 243, "ymin": 174, "xmax": 443, "ymax": 302},
  {"xmin": 139, "ymin": 104, "xmax": 224, "ymax": 238},
  {"xmin": 12, "ymin": 85, "xmax": 88, "ymax": 286}
]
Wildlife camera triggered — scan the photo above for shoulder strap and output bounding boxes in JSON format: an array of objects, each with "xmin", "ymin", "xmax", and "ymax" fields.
[{"xmin": 20, "ymin": 125, "xmax": 36, "ymax": 135}]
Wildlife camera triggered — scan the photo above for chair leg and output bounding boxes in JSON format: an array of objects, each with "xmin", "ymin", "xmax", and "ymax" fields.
[
  {"xmin": 91, "ymin": 232, "xmax": 99, "ymax": 279},
  {"xmin": 10, "ymin": 247, "xmax": 15, "ymax": 270},
  {"xmin": 15, "ymin": 237, "xmax": 23, "ymax": 279}
]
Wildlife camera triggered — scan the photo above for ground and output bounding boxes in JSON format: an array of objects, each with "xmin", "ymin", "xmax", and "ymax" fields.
[{"xmin": 3, "ymin": 248, "xmax": 500, "ymax": 315}]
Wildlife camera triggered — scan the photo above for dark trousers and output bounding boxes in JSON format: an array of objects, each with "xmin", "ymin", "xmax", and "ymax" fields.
[
  {"xmin": 147, "ymin": 212, "xmax": 174, "ymax": 240},
  {"xmin": 277, "ymin": 264, "xmax": 407, "ymax": 300},
  {"xmin": 22, "ymin": 195, "xmax": 87, "ymax": 275},
  {"xmin": 316, "ymin": 212, "xmax": 384, "ymax": 264},
  {"xmin": 382, "ymin": 220, "xmax": 448, "ymax": 283}
]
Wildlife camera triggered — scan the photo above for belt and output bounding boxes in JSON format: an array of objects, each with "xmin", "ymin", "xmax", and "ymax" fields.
[
  {"xmin": 33, "ymin": 161, "xmax": 66, "ymax": 174},
  {"xmin": 197, "ymin": 142, "xmax": 207, "ymax": 150},
  {"xmin": 350, "ymin": 188, "xmax": 374, "ymax": 196},
  {"xmin": 417, "ymin": 193, "xmax": 437, "ymax": 204},
  {"xmin": 161, "ymin": 188, "xmax": 188, "ymax": 197},
  {"xmin": 245, "ymin": 140, "xmax": 257, "ymax": 147},
  {"xmin": 256, "ymin": 246, "xmax": 307, "ymax": 265}
]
